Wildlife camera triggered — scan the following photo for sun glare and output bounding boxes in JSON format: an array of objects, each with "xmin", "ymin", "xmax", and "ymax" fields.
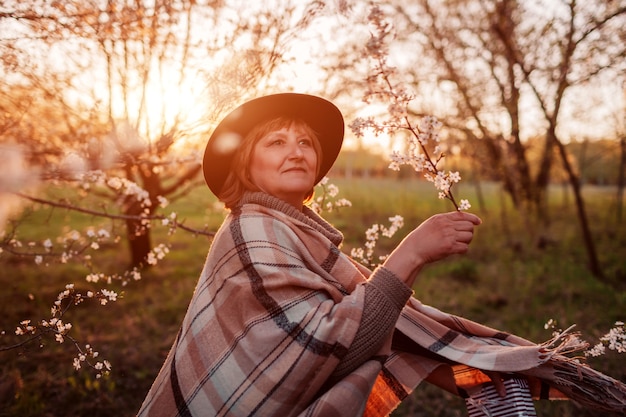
[
  {"xmin": 344, "ymin": 104, "xmax": 396, "ymax": 157},
  {"xmin": 132, "ymin": 66, "xmax": 203, "ymax": 134},
  {"xmin": 92, "ymin": 60, "xmax": 208, "ymax": 156}
]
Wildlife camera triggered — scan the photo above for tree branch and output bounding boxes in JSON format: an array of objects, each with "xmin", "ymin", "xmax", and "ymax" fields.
[{"xmin": 15, "ymin": 192, "xmax": 215, "ymax": 237}]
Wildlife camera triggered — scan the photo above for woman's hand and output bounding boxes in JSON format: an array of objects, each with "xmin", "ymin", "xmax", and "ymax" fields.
[
  {"xmin": 407, "ymin": 211, "xmax": 482, "ymax": 265},
  {"xmin": 383, "ymin": 211, "xmax": 482, "ymax": 286},
  {"xmin": 483, "ymin": 370, "xmax": 507, "ymax": 397}
]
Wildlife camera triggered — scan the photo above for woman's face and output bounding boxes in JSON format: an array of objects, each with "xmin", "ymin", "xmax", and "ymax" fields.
[{"xmin": 249, "ymin": 124, "xmax": 318, "ymax": 207}]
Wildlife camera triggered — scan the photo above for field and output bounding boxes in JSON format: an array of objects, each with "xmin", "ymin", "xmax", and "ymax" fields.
[{"xmin": 1, "ymin": 178, "xmax": 625, "ymax": 416}]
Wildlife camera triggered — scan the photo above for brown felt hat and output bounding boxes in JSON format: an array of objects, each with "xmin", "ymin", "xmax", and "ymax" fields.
[{"xmin": 203, "ymin": 93, "xmax": 344, "ymax": 196}]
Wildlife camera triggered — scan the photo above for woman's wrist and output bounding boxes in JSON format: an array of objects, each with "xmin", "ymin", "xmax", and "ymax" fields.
[{"xmin": 382, "ymin": 252, "xmax": 424, "ymax": 287}]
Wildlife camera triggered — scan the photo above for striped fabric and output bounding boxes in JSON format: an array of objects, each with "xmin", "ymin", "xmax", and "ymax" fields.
[
  {"xmin": 465, "ymin": 377, "xmax": 537, "ymax": 417},
  {"xmin": 137, "ymin": 192, "xmax": 616, "ymax": 416}
]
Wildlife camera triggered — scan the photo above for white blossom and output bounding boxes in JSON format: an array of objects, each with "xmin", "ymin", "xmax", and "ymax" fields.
[
  {"xmin": 587, "ymin": 343, "xmax": 606, "ymax": 357},
  {"xmin": 459, "ymin": 199, "xmax": 471, "ymax": 211},
  {"xmin": 157, "ymin": 196, "xmax": 169, "ymax": 208},
  {"xmin": 449, "ymin": 171, "xmax": 461, "ymax": 183},
  {"xmin": 86, "ymin": 273, "xmax": 98, "ymax": 283},
  {"xmin": 101, "ymin": 289, "xmax": 118, "ymax": 302},
  {"xmin": 106, "ymin": 177, "xmax": 122, "ymax": 190}
]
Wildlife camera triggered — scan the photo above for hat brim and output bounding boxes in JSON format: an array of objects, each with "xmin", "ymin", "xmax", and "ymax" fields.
[{"xmin": 203, "ymin": 93, "xmax": 344, "ymax": 196}]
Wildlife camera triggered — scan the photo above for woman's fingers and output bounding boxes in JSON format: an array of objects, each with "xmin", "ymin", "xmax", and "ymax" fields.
[
  {"xmin": 455, "ymin": 231, "xmax": 474, "ymax": 245},
  {"xmin": 455, "ymin": 210, "xmax": 482, "ymax": 225},
  {"xmin": 440, "ymin": 213, "xmax": 480, "ymax": 246},
  {"xmin": 483, "ymin": 370, "xmax": 507, "ymax": 397},
  {"xmin": 454, "ymin": 220, "xmax": 479, "ymax": 232},
  {"xmin": 385, "ymin": 211, "xmax": 483, "ymax": 278},
  {"xmin": 408, "ymin": 212, "xmax": 480, "ymax": 262}
]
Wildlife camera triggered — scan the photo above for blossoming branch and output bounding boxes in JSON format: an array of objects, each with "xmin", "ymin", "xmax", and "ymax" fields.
[{"xmin": 350, "ymin": 4, "xmax": 470, "ymax": 211}]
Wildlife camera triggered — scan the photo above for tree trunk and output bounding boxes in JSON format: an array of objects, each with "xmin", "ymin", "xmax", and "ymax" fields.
[
  {"xmin": 473, "ymin": 178, "xmax": 487, "ymax": 214},
  {"xmin": 124, "ymin": 198, "xmax": 153, "ymax": 268},
  {"xmin": 555, "ymin": 140, "xmax": 603, "ymax": 279},
  {"xmin": 617, "ymin": 136, "xmax": 625, "ymax": 223},
  {"xmin": 534, "ymin": 129, "xmax": 555, "ymax": 223}
]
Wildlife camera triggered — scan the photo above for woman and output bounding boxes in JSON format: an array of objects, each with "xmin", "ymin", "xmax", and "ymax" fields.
[{"xmin": 139, "ymin": 93, "xmax": 625, "ymax": 416}]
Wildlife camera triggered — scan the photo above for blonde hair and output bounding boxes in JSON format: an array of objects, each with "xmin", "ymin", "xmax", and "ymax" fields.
[{"xmin": 218, "ymin": 117, "xmax": 322, "ymax": 209}]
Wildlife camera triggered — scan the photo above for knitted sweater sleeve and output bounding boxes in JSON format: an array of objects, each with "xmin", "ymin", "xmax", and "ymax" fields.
[{"xmin": 329, "ymin": 266, "xmax": 413, "ymax": 382}]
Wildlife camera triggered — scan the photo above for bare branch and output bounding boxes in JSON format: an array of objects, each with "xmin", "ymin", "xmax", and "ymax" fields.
[{"xmin": 15, "ymin": 192, "xmax": 215, "ymax": 237}]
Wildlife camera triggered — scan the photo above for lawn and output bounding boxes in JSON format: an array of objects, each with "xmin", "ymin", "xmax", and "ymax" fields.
[{"xmin": 1, "ymin": 178, "xmax": 624, "ymax": 416}]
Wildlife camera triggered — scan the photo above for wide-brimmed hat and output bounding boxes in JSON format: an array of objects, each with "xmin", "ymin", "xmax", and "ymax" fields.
[{"xmin": 203, "ymin": 93, "xmax": 344, "ymax": 196}]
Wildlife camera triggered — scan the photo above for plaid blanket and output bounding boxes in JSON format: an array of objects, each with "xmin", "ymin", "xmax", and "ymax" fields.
[{"xmin": 138, "ymin": 192, "xmax": 623, "ymax": 416}]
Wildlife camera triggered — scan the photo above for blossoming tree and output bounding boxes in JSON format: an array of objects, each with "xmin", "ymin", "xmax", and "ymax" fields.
[{"xmin": 0, "ymin": 0, "xmax": 347, "ymax": 378}]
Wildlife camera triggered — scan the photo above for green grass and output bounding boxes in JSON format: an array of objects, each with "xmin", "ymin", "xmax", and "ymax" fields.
[{"xmin": 1, "ymin": 178, "xmax": 625, "ymax": 416}]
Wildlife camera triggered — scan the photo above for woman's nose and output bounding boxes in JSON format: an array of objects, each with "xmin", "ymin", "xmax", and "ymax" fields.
[{"xmin": 288, "ymin": 141, "xmax": 304, "ymax": 158}]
